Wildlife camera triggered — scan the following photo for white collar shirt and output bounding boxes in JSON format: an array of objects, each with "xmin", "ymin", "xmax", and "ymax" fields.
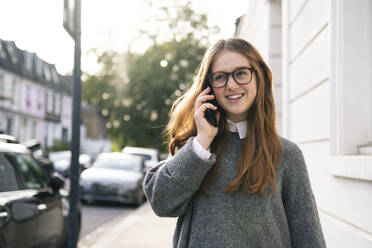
[{"xmin": 192, "ymin": 119, "xmax": 248, "ymax": 161}]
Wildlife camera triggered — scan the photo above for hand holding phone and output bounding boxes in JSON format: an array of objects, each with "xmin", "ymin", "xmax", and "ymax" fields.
[
  {"xmin": 194, "ymin": 85, "xmax": 220, "ymax": 149},
  {"xmin": 203, "ymin": 81, "xmax": 220, "ymax": 127}
]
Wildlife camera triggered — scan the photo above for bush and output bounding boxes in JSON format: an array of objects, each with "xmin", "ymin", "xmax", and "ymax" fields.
[{"xmin": 50, "ymin": 139, "xmax": 71, "ymax": 152}]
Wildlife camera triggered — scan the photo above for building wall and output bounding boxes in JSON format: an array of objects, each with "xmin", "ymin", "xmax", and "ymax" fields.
[
  {"xmin": 21, "ymin": 78, "xmax": 45, "ymax": 118},
  {"xmin": 237, "ymin": 0, "xmax": 283, "ymax": 132},
  {"xmin": 61, "ymin": 94, "xmax": 72, "ymax": 142},
  {"xmin": 18, "ymin": 78, "xmax": 46, "ymax": 143},
  {"xmin": 237, "ymin": 0, "xmax": 372, "ymax": 247},
  {"xmin": 0, "ymin": 40, "xmax": 86, "ymax": 151},
  {"xmin": 0, "ymin": 68, "xmax": 22, "ymax": 137}
]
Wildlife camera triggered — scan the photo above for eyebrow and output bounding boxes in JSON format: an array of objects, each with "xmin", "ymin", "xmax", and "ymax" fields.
[{"xmin": 211, "ymin": 66, "xmax": 250, "ymax": 74}]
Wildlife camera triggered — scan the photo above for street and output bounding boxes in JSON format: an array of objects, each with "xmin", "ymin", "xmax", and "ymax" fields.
[{"xmin": 79, "ymin": 201, "xmax": 139, "ymax": 238}]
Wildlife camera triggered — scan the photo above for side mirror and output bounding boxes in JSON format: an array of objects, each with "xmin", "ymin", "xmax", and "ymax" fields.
[{"xmin": 49, "ymin": 172, "xmax": 65, "ymax": 190}]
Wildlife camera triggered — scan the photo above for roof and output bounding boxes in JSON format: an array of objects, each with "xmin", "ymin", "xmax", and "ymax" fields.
[
  {"xmin": 121, "ymin": 146, "xmax": 159, "ymax": 156},
  {"xmin": 0, "ymin": 134, "xmax": 19, "ymax": 144},
  {"xmin": 0, "ymin": 38, "xmax": 69, "ymax": 93},
  {"xmin": 0, "ymin": 142, "xmax": 30, "ymax": 154},
  {"xmin": 96, "ymin": 152, "xmax": 144, "ymax": 162}
]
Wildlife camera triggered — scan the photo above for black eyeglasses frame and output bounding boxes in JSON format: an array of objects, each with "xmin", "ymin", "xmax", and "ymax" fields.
[{"xmin": 207, "ymin": 66, "xmax": 256, "ymax": 88}]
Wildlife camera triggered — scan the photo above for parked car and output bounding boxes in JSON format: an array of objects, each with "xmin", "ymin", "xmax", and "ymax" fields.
[
  {"xmin": 49, "ymin": 151, "xmax": 92, "ymax": 177},
  {"xmin": 80, "ymin": 152, "xmax": 146, "ymax": 206},
  {"xmin": 0, "ymin": 134, "xmax": 19, "ymax": 144},
  {"xmin": 121, "ymin": 146, "xmax": 159, "ymax": 170},
  {"xmin": 23, "ymin": 139, "xmax": 55, "ymax": 177},
  {"xmin": 0, "ymin": 141, "xmax": 81, "ymax": 248}
]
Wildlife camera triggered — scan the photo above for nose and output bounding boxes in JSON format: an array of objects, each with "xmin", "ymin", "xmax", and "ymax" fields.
[{"xmin": 225, "ymin": 74, "xmax": 239, "ymax": 90}]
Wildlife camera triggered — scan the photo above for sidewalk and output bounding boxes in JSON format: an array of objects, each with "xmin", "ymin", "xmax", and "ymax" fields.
[{"xmin": 78, "ymin": 202, "xmax": 177, "ymax": 248}]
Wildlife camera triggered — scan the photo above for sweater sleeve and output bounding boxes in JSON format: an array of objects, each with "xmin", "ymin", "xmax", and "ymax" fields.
[
  {"xmin": 281, "ymin": 143, "xmax": 326, "ymax": 248},
  {"xmin": 143, "ymin": 137, "xmax": 216, "ymax": 217}
]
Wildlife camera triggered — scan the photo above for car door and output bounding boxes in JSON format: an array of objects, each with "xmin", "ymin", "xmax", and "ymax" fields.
[
  {"xmin": 13, "ymin": 153, "xmax": 64, "ymax": 247},
  {"xmin": 0, "ymin": 152, "xmax": 38, "ymax": 248}
]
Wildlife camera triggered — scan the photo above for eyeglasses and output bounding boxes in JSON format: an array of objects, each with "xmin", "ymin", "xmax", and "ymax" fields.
[{"xmin": 207, "ymin": 67, "xmax": 256, "ymax": 88}]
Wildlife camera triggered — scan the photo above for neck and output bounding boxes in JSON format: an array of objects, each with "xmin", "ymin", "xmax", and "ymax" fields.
[{"xmin": 227, "ymin": 117, "xmax": 248, "ymax": 123}]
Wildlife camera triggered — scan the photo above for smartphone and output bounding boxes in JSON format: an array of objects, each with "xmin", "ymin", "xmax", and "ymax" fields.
[{"xmin": 203, "ymin": 80, "xmax": 220, "ymax": 127}]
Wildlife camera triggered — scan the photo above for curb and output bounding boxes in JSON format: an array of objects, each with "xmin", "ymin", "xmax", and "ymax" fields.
[{"xmin": 78, "ymin": 202, "xmax": 149, "ymax": 248}]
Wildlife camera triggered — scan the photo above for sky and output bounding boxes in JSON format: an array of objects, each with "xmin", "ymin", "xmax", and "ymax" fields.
[{"xmin": 0, "ymin": 0, "xmax": 249, "ymax": 75}]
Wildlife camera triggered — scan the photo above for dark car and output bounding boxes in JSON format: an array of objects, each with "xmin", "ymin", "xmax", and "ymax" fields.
[
  {"xmin": 0, "ymin": 141, "xmax": 80, "ymax": 248},
  {"xmin": 80, "ymin": 152, "xmax": 146, "ymax": 206},
  {"xmin": 23, "ymin": 139, "xmax": 55, "ymax": 177}
]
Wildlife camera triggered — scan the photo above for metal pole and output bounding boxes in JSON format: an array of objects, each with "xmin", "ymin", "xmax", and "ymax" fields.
[{"xmin": 68, "ymin": 0, "xmax": 81, "ymax": 247}]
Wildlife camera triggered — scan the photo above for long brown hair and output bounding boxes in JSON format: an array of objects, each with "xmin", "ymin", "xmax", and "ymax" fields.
[{"xmin": 165, "ymin": 38, "xmax": 283, "ymax": 195}]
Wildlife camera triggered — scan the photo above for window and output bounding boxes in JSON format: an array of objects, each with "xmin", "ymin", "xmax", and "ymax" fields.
[
  {"xmin": 12, "ymin": 154, "xmax": 47, "ymax": 189},
  {"xmin": 62, "ymin": 127, "xmax": 68, "ymax": 142},
  {"xmin": 22, "ymin": 118, "xmax": 28, "ymax": 141},
  {"xmin": 44, "ymin": 65, "xmax": 51, "ymax": 81},
  {"xmin": 330, "ymin": 0, "xmax": 372, "ymax": 182},
  {"xmin": 0, "ymin": 153, "xmax": 20, "ymax": 192},
  {"xmin": 26, "ymin": 85, "xmax": 31, "ymax": 107},
  {"xmin": 55, "ymin": 93, "xmax": 60, "ymax": 115},
  {"xmin": 0, "ymin": 42, "xmax": 7, "ymax": 59},
  {"xmin": 47, "ymin": 91, "xmax": 53, "ymax": 113},
  {"xmin": 52, "ymin": 94, "xmax": 56, "ymax": 113},
  {"xmin": 10, "ymin": 79, "xmax": 16, "ymax": 105},
  {"xmin": 0, "ymin": 71, "xmax": 4, "ymax": 94},
  {"xmin": 331, "ymin": 0, "xmax": 372, "ymax": 155},
  {"xmin": 6, "ymin": 117, "xmax": 13, "ymax": 135},
  {"xmin": 37, "ymin": 90, "xmax": 42, "ymax": 110},
  {"xmin": 31, "ymin": 120, "xmax": 37, "ymax": 139}
]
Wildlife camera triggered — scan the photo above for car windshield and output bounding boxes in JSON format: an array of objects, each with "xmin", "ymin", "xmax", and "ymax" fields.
[
  {"xmin": 49, "ymin": 152, "xmax": 71, "ymax": 161},
  {"xmin": 93, "ymin": 156, "xmax": 141, "ymax": 171},
  {"xmin": 126, "ymin": 153, "xmax": 152, "ymax": 161}
]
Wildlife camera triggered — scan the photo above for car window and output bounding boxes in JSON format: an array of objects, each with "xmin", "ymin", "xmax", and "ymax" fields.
[
  {"xmin": 49, "ymin": 152, "xmax": 71, "ymax": 162},
  {"xmin": 0, "ymin": 153, "xmax": 20, "ymax": 192},
  {"xmin": 94, "ymin": 156, "xmax": 142, "ymax": 171},
  {"xmin": 126, "ymin": 153, "xmax": 152, "ymax": 161},
  {"xmin": 13, "ymin": 154, "xmax": 47, "ymax": 189}
]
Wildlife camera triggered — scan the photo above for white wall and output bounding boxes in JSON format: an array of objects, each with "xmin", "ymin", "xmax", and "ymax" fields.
[
  {"xmin": 283, "ymin": 0, "xmax": 372, "ymax": 246},
  {"xmin": 237, "ymin": 0, "xmax": 283, "ymax": 133},
  {"xmin": 238, "ymin": 0, "xmax": 372, "ymax": 246}
]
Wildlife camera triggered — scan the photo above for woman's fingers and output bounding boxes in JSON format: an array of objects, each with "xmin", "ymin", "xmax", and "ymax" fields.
[
  {"xmin": 194, "ymin": 87, "xmax": 219, "ymax": 145},
  {"xmin": 194, "ymin": 103, "xmax": 217, "ymax": 119},
  {"xmin": 201, "ymin": 86, "xmax": 211, "ymax": 95},
  {"xmin": 195, "ymin": 88, "xmax": 214, "ymax": 109},
  {"xmin": 196, "ymin": 94, "xmax": 214, "ymax": 104},
  {"xmin": 200, "ymin": 103, "xmax": 218, "ymax": 112}
]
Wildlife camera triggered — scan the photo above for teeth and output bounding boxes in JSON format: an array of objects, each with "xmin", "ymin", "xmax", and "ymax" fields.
[{"xmin": 227, "ymin": 94, "xmax": 243, "ymax": 100}]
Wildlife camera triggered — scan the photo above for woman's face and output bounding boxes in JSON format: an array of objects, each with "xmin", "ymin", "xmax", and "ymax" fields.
[{"xmin": 210, "ymin": 50, "xmax": 257, "ymax": 122}]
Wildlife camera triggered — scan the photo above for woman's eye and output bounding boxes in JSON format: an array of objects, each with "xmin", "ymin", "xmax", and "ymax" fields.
[
  {"xmin": 214, "ymin": 74, "xmax": 226, "ymax": 82},
  {"xmin": 236, "ymin": 70, "xmax": 248, "ymax": 77}
]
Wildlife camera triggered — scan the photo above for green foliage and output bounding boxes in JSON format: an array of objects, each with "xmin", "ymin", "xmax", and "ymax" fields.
[
  {"xmin": 49, "ymin": 139, "xmax": 71, "ymax": 152},
  {"xmin": 81, "ymin": 0, "xmax": 219, "ymax": 152}
]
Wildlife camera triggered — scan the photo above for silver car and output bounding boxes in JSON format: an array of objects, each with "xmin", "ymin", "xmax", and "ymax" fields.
[{"xmin": 79, "ymin": 153, "xmax": 146, "ymax": 206}]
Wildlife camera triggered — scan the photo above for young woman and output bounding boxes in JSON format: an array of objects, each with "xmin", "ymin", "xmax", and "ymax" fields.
[{"xmin": 144, "ymin": 38, "xmax": 326, "ymax": 248}]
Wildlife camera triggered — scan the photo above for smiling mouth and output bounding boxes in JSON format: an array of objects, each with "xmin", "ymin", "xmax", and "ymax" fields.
[{"xmin": 226, "ymin": 94, "xmax": 244, "ymax": 100}]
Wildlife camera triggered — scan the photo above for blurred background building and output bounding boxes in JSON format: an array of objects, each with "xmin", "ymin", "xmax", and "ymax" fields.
[
  {"xmin": 0, "ymin": 38, "xmax": 111, "ymax": 155},
  {"xmin": 236, "ymin": 0, "xmax": 372, "ymax": 247}
]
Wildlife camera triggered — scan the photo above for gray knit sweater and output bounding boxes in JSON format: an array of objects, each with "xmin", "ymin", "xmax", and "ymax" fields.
[{"xmin": 144, "ymin": 132, "xmax": 326, "ymax": 248}]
